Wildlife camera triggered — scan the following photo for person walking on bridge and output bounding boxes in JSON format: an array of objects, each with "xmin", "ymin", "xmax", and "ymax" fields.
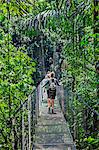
[
  {"xmin": 43, "ymin": 72, "xmax": 60, "ymax": 114},
  {"xmin": 48, "ymin": 72, "xmax": 60, "ymax": 114}
]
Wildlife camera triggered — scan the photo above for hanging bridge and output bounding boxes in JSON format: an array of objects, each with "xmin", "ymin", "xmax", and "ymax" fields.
[
  {"xmin": 13, "ymin": 79, "xmax": 76, "ymax": 150},
  {"xmin": 1, "ymin": 0, "xmax": 98, "ymax": 149}
]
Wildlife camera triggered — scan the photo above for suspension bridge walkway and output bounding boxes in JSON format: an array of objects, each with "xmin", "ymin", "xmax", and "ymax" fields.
[
  {"xmin": 13, "ymin": 79, "xmax": 76, "ymax": 150},
  {"xmin": 33, "ymin": 80, "xmax": 76, "ymax": 150}
]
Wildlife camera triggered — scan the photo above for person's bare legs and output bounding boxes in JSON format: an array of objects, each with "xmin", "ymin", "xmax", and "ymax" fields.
[
  {"xmin": 48, "ymin": 98, "xmax": 51, "ymax": 113},
  {"xmin": 52, "ymin": 99, "xmax": 54, "ymax": 113}
]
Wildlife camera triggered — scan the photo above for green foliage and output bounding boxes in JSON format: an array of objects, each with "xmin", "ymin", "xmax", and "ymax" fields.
[
  {"xmin": 0, "ymin": 28, "xmax": 36, "ymax": 147},
  {"xmin": 0, "ymin": 15, "xmax": 5, "ymax": 22},
  {"xmin": 84, "ymin": 136, "xmax": 99, "ymax": 149},
  {"xmin": 0, "ymin": 0, "xmax": 98, "ymax": 149},
  {"xmin": 42, "ymin": 0, "xmax": 98, "ymax": 149},
  {"xmin": 0, "ymin": 1, "xmax": 37, "ymax": 147}
]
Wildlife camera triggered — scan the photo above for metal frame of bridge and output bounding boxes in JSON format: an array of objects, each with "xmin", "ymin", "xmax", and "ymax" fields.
[{"xmin": 12, "ymin": 81, "xmax": 76, "ymax": 150}]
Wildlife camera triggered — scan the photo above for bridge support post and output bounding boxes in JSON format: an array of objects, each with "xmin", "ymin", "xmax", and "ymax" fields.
[
  {"xmin": 36, "ymin": 87, "xmax": 39, "ymax": 119},
  {"xmin": 22, "ymin": 103, "xmax": 25, "ymax": 150},
  {"xmin": 57, "ymin": 84, "xmax": 65, "ymax": 114},
  {"xmin": 28, "ymin": 95, "xmax": 31, "ymax": 150}
]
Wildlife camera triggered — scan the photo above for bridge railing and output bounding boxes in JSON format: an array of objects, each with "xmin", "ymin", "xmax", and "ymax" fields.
[
  {"xmin": 57, "ymin": 84, "xmax": 76, "ymax": 150},
  {"xmin": 12, "ymin": 88, "xmax": 39, "ymax": 150},
  {"xmin": 57, "ymin": 85, "xmax": 65, "ymax": 113}
]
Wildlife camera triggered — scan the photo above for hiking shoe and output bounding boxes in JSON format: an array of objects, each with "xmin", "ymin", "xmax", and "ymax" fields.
[
  {"xmin": 52, "ymin": 109, "xmax": 56, "ymax": 114},
  {"xmin": 48, "ymin": 107, "xmax": 50, "ymax": 114},
  {"xmin": 52, "ymin": 109, "xmax": 54, "ymax": 113}
]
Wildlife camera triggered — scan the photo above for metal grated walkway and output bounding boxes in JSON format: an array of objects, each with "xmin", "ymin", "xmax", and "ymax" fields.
[{"xmin": 33, "ymin": 81, "xmax": 76, "ymax": 150}]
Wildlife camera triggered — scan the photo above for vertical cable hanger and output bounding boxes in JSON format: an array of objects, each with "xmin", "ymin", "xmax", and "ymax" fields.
[
  {"xmin": 18, "ymin": 1, "xmax": 24, "ymax": 148},
  {"xmin": 7, "ymin": 0, "xmax": 12, "ymax": 130},
  {"xmin": 74, "ymin": 9, "xmax": 78, "ymax": 140},
  {"xmin": 82, "ymin": 0, "xmax": 86, "ymax": 95}
]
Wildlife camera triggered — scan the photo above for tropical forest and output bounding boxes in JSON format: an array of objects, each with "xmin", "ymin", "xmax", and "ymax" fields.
[{"xmin": 0, "ymin": 0, "xmax": 99, "ymax": 150}]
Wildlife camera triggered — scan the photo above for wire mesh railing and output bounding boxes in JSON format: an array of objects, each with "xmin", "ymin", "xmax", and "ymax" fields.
[
  {"xmin": 12, "ymin": 88, "xmax": 38, "ymax": 150},
  {"xmin": 31, "ymin": 83, "xmax": 77, "ymax": 150},
  {"xmin": 57, "ymin": 85, "xmax": 76, "ymax": 150}
]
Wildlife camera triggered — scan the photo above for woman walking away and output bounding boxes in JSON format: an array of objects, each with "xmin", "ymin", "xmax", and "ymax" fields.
[
  {"xmin": 43, "ymin": 72, "xmax": 60, "ymax": 114},
  {"xmin": 48, "ymin": 72, "xmax": 60, "ymax": 114},
  {"xmin": 42, "ymin": 71, "xmax": 51, "ymax": 105}
]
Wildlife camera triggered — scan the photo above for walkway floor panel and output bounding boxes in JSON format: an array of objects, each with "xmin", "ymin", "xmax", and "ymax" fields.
[{"xmin": 33, "ymin": 92, "xmax": 75, "ymax": 150}]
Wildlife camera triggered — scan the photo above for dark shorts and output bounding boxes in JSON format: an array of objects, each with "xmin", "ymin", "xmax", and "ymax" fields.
[
  {"xmin": 47, "ymin": 89, "xmax": 50, "ymax": 98},
  {"xmin": 49, "ymin": 89, "xmax": 56, "ymax": 99}
]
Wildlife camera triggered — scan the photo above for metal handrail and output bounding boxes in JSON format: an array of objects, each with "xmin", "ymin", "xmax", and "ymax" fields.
[
  {"xmin": 11, "ymin": 77, "xmax": 46, "ymax": 150},
  {"xmin": 57, "ymin": 84, "xmax": 76, "ymax": 150},
  {"xmin": 12, "ymin": 87, "xmax": 39, "ymax": 150}
]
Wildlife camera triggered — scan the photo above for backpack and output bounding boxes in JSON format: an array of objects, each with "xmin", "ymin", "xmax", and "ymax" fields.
[
  {"xmin": 49, "ymin": 79, "xmax": 56, "ymax": 90},
  {"xmin": 44, "ymin": 79, "xmax": 50, "ymax": 90}
]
